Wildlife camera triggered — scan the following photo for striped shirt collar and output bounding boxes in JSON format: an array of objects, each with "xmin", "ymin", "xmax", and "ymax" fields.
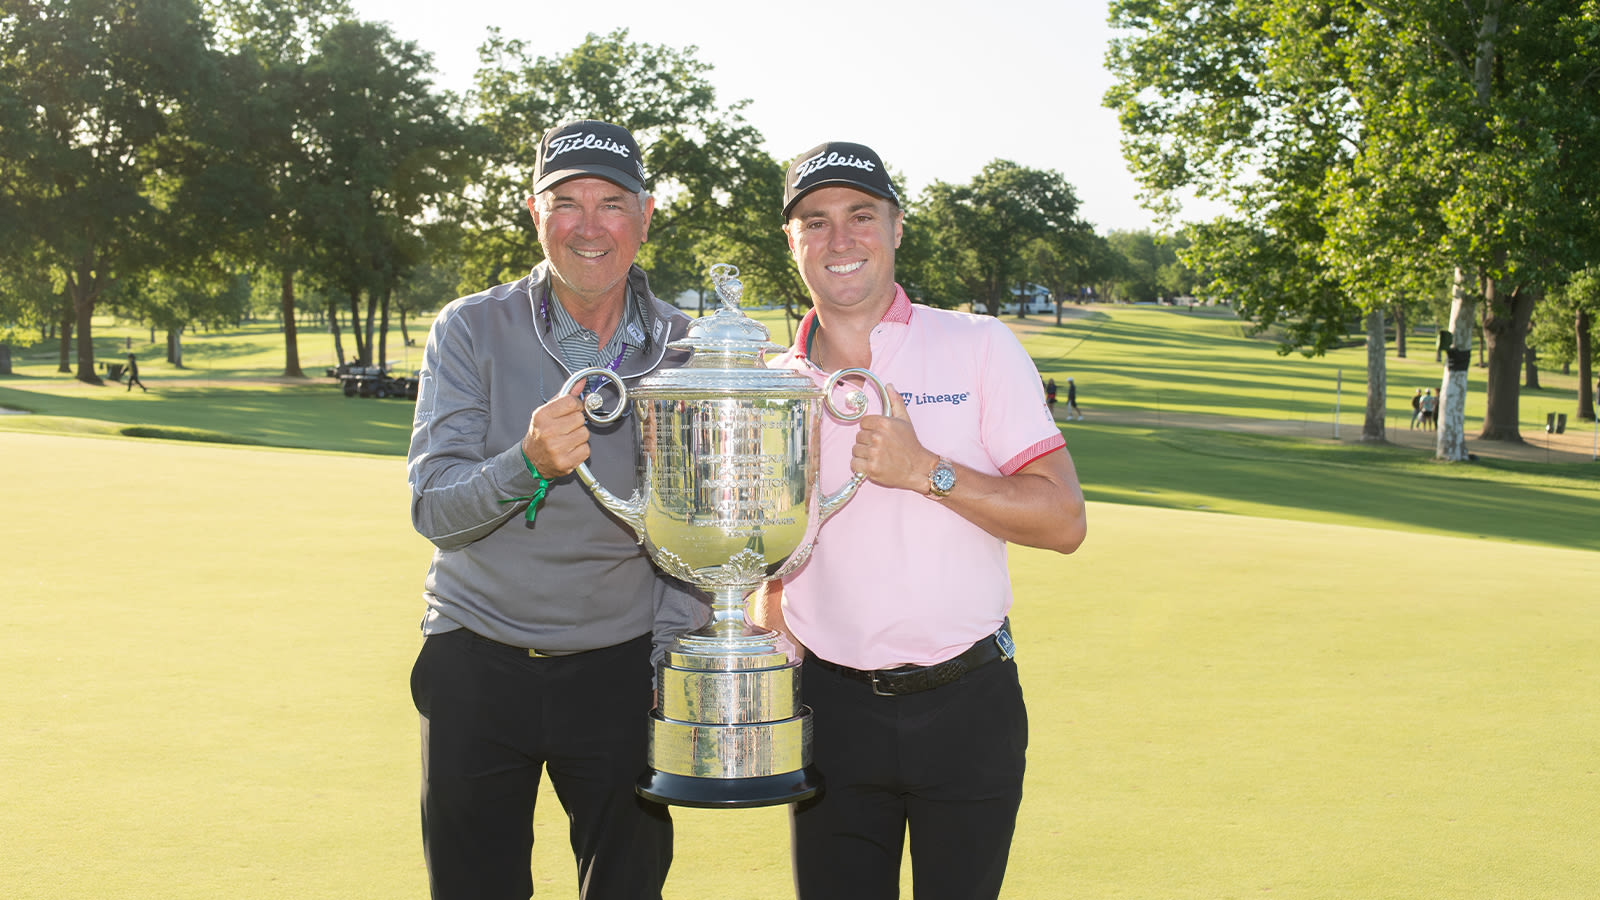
[{"xmin": 541, "ymin": 280, "xmax": 652, "ymax": 371}]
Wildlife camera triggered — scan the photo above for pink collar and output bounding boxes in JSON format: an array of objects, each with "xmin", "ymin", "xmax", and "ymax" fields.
[{"xmin": 795, "ymin": 285, "xmax": 912, "ymax": 361}]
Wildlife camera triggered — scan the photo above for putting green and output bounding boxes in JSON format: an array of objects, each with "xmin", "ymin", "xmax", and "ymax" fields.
[{"xmin": 3, "ymin": 432, "xmax": 1595, "ymax": 899}]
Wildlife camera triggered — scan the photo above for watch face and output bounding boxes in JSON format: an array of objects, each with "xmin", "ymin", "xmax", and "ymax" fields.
[{"xmin": 931, "ymin": 461, "xmax": 956, "ymax": 495}]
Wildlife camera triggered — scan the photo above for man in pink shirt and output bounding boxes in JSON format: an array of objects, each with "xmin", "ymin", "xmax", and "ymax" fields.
[{"xmin": 758, "ymin": 141, "xmax": 1088, "ymax": 900}]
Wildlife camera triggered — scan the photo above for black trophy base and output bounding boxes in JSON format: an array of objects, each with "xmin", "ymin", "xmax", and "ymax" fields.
[{"xmin": 636, "ymin": 766, "xmax": 823, "ymax": 809}]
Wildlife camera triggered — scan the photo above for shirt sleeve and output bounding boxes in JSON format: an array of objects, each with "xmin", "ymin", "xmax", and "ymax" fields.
[
  {"xmin": 980, "ymin": 319, "xmax": 1067, "ymax": 474},
  {"xmin": 406, "ymin": 306, "xmax": 540, "ymax": 551}
]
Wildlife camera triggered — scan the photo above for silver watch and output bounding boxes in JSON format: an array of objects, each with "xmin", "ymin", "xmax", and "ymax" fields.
[{"xmin": 928, "ymin": 457, "xmax": 956, "ymax": 499}]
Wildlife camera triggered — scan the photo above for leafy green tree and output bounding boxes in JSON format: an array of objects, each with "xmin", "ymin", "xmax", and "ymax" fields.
[
  {"xmin": 1530, "ymin": 267, "xmax": 1600, "ymax": 421},
  {"xmin": 0, "ymin": 244, "xmax": 62, "ymax": 370},
  {"xmin": 1026, "ymin": 221, "xmax": 1103, "ymax": 321},
  {"xmin": 1104, "ymin": 230, "xmax": 1198, "ymax": 306},
  {"xmin": 117, "ymin": 269, "xmax": 250, "ymax": 367},
  {"xmin": 0, "ymin": 0, "xmax": 220, "ymax": 383},
  {"xmin": 1317, "ymin": 1, "xmax": 1600, "ymax": 451},
  {"xmin": 1106, "ymin": 0, "xmax": 1388, "ymax": 436},
  {"xmin": 1078, "ymin": 232, "xmax": 1121, "ymax": 305},
  {"xmin": 1103, "ymin": 231, "xmax": 1159, "ymax": 303},
  {"xmin": 1155, "ymin": 231, "xmax": 1197, "ymax": 300},
  {"xmin": 918, "ymin": 160, "xmax": 1088, "ymax": 315},
  {"xmin": 204, "ymin": 0, "xmax": 356, "ymax": 376},
  {"xmin": 1107, "ymin": 0, "xmax": 1600, "ymax": 457},
  {"xmin": 1184, "ymin": 217, "xmax": 1358, "ymax": 356},
  {"xmin": 296, "ymin": 20, "xmax": 476, "ymax": 367}
]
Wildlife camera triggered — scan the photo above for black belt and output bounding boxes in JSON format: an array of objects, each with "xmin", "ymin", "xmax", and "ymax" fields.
[
  {"xmin": 808, "ymin": 620, "xmax": 1015, "ymax": 696},
  {"xmin": 467, "ymin": 629, "xmax": 645, "ymax": 659}
]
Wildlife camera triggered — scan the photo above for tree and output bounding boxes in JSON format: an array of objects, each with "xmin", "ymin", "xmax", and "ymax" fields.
[
  {"xmin": 1106, "ymin": 0, "xmax": 1383, "ymax": 445},
  {"xmin": 0, "ymin": 243, "xmax": 61, "ymax": 372},
  {"xmin": 1317, "ymin": 1, "xmax": 1599, "ymax": 453},
  {"xmin": 918, "ymin": 161, "xmax": 1088, "ymax": 314},
  {"xmin": 1027, "ymin": 215, "xmax": 1103, "ymax": 320},
  {"xmin": 1103, "ymin": 231, "xmax": 1159, "ymax": 303},
  {"xmin": 1531, "ymin": 266, "xmax": 1600, "ymax": 422},
  {"xmin": 117, "ymin": 269, "xmax": 250, "ymax": 367},
  {"xmin": 1362, "ymin": 306, "xmax": 1388, "ymax": 442},
  {"xmin": 1107, "ymin": 0, "xmax": 1600, "ymax": 459},
  {"xmin": 1, "ymin": 0, "xmax": 221, "ymax": 384},
  {"xmin": 205, "ymin": 0, "xmax": 356, "ymax": 377},
  {"xmin": 296, "ymin": 20, "xmax": 476, "ymax": 367}
]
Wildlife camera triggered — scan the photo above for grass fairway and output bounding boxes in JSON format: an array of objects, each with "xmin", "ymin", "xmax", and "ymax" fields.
[{"xmin": 4, "ymin": 431, "xmax": 1596, "ymax": 899}]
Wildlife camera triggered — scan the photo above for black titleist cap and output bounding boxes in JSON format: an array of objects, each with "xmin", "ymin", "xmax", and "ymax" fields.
[
  {"xmin": 782, "ymin": 141, "xmax": 900, "ymax": 218},
  {"xmin": 533, "ymin": 120, "xmax": 646, "ymax": 194}
]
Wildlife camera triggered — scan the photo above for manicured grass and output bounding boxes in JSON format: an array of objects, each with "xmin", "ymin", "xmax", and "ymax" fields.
[
  {"xmin": 1062, "ymin": 424, "xmax": 1600, "ymax": 552},
  {"xmin": 3, "ymin": 432, "xmax": 1595, "ymax": 899},
  {"xmin": 1, "ymin": 320, "xmax": 418, "ymax": 452},
  {"xmin": 8, "ymin": 304, "xmax": 1591, "ymax": 428},
  {"xmin": 6, "ymin": 309, "xmax": 1597, "ymax": 553},
  {"xmin": 4, "ymin": 307, "xmax": 1596, "ymax": 898},
  {"xmin": 3, "ymin": 316, "xmax": 423, "ymax": 382},
  {"xmin": 0, "ymin": 381, "xmax": 416, "ymax": 454},
  {"xmin": 1014, "ymin": 304, "xmax": 1592, "ymax": 429}
]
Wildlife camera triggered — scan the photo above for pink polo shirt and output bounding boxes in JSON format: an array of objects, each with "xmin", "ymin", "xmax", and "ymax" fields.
[{"xmin": 768, "ymin": 286, "xmax": 1066, "ymax": 670}]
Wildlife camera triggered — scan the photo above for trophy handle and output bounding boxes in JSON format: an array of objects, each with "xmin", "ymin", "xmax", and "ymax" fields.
[
  {"xmin": 817, "ymin": 367, "xmax": 892, "ymax": 522},
  {"xmin": 559, "ymin": 366, "xmax": 646, "ymax": 535}
]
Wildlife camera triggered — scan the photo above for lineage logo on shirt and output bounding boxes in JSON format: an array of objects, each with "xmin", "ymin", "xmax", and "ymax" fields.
[{"xmin": 901, "ymin": 390, "xmax": 971, "ymax": 407}]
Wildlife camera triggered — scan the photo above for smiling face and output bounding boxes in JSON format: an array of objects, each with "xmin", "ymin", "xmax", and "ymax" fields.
[
  {"xmin": 784, "ymin": 185, "xmax": 903, "ymax": 320},
  {"xmin": 528, "ymin": 176, "xmax": 654, "ymax": 312}
]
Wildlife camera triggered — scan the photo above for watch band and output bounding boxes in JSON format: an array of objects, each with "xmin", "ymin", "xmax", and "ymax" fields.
[{"xmin": 927, "ymin": 456, "xmax": 956, "ymax": 499}]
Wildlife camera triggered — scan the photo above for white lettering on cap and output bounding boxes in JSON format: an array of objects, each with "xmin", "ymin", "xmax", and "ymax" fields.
[
  {"xmin": 546, "ymin": 131, "xmax": 633, "ymax": 162},
  {"xmin": 792, "ymin": 150, "xmax": 877, "ymax": 187}
]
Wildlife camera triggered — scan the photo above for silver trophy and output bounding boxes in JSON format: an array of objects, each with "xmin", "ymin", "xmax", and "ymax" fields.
[{"xmin": 560, "ymin": 263, "xmax": 886, "ymax": 808}]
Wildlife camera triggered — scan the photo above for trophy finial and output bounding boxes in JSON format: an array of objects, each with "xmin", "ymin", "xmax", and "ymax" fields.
[{"xmin": 710, "ymin": 263, "xmax": 742, "ymax": 311}]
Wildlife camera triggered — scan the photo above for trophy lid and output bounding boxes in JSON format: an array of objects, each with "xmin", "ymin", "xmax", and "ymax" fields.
[{"xmin": 638, "ymin": 265, "xmax": 818, "ymax": 397}]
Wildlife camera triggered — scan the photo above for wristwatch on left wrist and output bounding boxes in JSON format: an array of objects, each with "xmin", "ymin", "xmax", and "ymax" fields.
[{"xmin": 927, "ymin": 456, "xmax": 957, "ymax": 499}]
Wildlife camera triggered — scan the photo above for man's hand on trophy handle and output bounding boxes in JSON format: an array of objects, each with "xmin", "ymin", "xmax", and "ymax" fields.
[
  {"xmin": 852, "ymin": 385, "xmax": 936, "ymax": 492},
  {"xmin": 522, "ymin": 379, "xmax": 590, "ymax": 477}
]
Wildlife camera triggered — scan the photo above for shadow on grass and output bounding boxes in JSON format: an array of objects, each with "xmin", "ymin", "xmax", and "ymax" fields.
[
  {"xmin": 118, "ymin": 425, "xmax": 266, "ymax": 445},
  {"xmin": 1068, "ymin": 423, "xmax": 1600, "ymax": 552},
  {"xmin": 0, "ymin": 383, "xmax": 413, "ymax": 455}
]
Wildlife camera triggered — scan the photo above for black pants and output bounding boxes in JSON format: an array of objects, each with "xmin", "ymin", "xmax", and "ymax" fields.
[
  {"xmin": 791, "ymin": 655, "xmax": 1028, "ymax": 900},
  {"xmin": 411, "ymin": 629, "xmax": 671, "ymax": 900}
]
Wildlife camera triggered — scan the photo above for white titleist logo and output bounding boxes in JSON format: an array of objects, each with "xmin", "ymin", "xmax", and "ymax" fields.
[
  {"xmin": 547, "ymin": 131, "xmax": 632, "ymax": 161},
  {"xmin": 793, "ymin": 150, "xmax": 876, "ymax": 186}
]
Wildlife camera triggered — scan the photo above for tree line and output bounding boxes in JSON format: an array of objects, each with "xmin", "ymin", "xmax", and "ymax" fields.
[
  {"xmin": 1, "ymin": 0, "xmax": 1182, "ymax": 384},
  {"xmin": 1106, "ymin": 0, "xmax": 1600, "ymax": 456}
]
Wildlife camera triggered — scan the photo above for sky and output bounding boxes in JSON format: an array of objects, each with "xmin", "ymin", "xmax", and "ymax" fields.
[{"xmin": 348, "ymin": 0, "xmax": 1212, "ymax": 234}]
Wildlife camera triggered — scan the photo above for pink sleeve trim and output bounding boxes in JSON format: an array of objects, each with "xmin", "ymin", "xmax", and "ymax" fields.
[{"xmin": 1000, "ymin": 434, "xmax": 1066, "ymax": 476}]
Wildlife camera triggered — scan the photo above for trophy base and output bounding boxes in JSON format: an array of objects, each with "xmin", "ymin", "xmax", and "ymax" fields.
[{"xmin": 636, "ymin": 766, "xmax": 823, "ymax": 809}]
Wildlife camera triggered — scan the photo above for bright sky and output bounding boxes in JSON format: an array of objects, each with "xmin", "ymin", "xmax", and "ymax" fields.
[{"xmin": 349, "ymin": 0, "xmax": 1208, "ymax": 234}]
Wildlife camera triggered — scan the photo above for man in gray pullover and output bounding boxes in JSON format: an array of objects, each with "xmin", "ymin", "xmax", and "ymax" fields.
[{"xmin": 407, "ymin": 120, "xmax": 705, "ymax": 900}]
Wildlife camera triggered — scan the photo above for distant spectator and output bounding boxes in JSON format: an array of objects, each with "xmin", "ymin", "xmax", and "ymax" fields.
[
  {"xmin": 1420, "ymin": 388, "xmax": 1437, "ymax": 431},
  {"xmin": 1410, "ymin": 389, "xmax": 1423, "ymax": 429},
  {"xmin": 1065, "ymin": 377, "xmax": 1082, "ymax": 421},
  {"xmin": 125, "ymin": 354, "xmax": 146, "ymax": 392},
  {"xmin": 1045, "ymin": 377, "xmax": 1057, "ymax": 411}
]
